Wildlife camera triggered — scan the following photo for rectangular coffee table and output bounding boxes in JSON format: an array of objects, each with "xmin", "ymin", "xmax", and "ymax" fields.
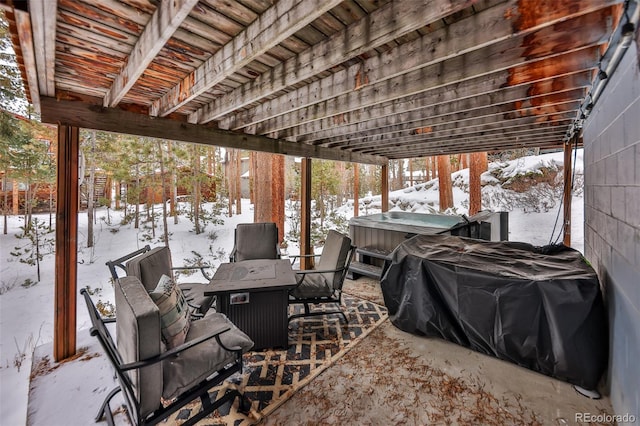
[{"xmin": 204, "ymin": 259, "xmax": 298, "ymax": 350}]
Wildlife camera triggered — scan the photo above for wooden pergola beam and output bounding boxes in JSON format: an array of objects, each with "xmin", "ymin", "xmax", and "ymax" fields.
[
  {"xmin": 323, "ymin": 107, "xmax": 579, "ymax": 149},
  {"xmin": 280, "ymin": 70, "xmax": 593, "ymax": 141},
  {"xmin": 28, "ymin": 0, "xmax": 57, "ymax": 96},
  {"xmin": 39, "ymin": 97, "xmax": 388, "ymax": 166},
  {"xmin": 194, "ymin": 0, "xmax": 477, "ymax": 124},
  {"xmin": 152, "ymin": 0, "xmax": 343, "ymax": 117},
  {"xmin": 246, "ymin": 44, "xmax": 602, "ymax": 136},
  {"xmin": 305, "ymin": 89, "xmax": 586, "ymax": 145},
  {"xmin": 222, "ymin": 2, "xmax": 615, "ymax": 133},
  {"xmin": 13, "ymin": 10, "xmax": 41, "ymax": 113},
  {"xmin": 365, "ymin": 128, "xmax": 568, "ymax": 155},
  {"xmin": 346, "ymin": 118, "xmax": 576, "ymax": 151},
  {"xmin": 378, "ymin": 136, "xmax": 567, "ymax": 159},
  {"xmin": 54, "ymin": 125, "xmax": 79, "ymax": 361},
  {"xmin": 103, "ymin": 0, "xmax": 199, "ymax": 107}
]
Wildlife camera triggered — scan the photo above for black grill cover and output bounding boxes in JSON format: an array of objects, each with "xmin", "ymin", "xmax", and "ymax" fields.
[{"xmin": 380, "ymin": 234, "xmax": 607, "ymax": 390}]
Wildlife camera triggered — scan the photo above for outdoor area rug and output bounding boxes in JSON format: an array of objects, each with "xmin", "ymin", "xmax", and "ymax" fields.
[{"xmin": 169, "ymin": 293, "xmax": 388, "ymax": 425}]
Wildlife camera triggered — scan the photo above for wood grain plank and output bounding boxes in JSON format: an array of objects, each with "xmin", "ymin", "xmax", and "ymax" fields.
[
  {"xmin": 284, "ymin": 70, "xmax": 592, "ymax": 141},
  {"xmin": 195, "ymin": 0, "xmax": 477, "ymax": 124},
  {"xmin": 220, "ymin": 2, "xmax": 616, "ymax": 132},
  {"xmin": 39, "ymin": 97, "xmax": 388, "ymax": 165},
  {"xmin": 104, "ymin": 0, "xmax": 199, "ymax": 107},
  {"xmin": 152, "ymin": 0, "xmax": 344, "ymax": 117},
  {"xmin": 14, "ymin": 10, "xmax": 40, "ymax": 113},
  {"xmin": 29, "ymin": 0, "xmax": 57, "ymax": 96}
]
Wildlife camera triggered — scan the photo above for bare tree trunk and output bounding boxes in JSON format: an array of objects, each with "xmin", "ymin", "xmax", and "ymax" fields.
[
  {"xmin": 409, "ymin": 159, "xmax": 414, "ymax": 187},
  {"xmin": 157, "ymin": 141, "xmax": 170, "ymax": 246},
  {"xmin": 353, "ymin": 164, "xmax": 359, "ymax": 217},
  {"xmin": 87, "ymin": 131, "xmax": 96, "ymax": 248},
  {"xmin": 254, "ymin": 152, "xmax": 273, "ymax": 223},
  {"xmin": 134, "ymin": 165, "xmax": 140, "ymax": 229},
  {"xmin": 207, "ymin": 146, "xmax": 214, "ymax": 175},
  {"xmin": 461, "ymin": 153, "xmax": 469, "ymax": 170},
  {"xmin": 469, "ymin": 152, "xmax": 488, "ymax": 216},
  {"xmin": 24, "ymin": 184, "xmax": 31, "ymax": 232},
  {"xmin": 12, "ymin": 179, "xmax": 19, "ymax": 215},
  {"xmin": 249, "ymin": 152, "xmax": 256, "ymax": 204},
  {"xmin": 437, "ymin": 155, "xmax": 454, "ymax": 211},
  {"xmin": 226, "ymin": 150, "xmax": 234, "ymax": 217},
  {"xmin": 3, "ymin": 175, "xmax": 8, "ymax": 234},
  {"xmin": 235, "ymin": 150, "xmax": 242, "ymax": 214},
  {"xmin": 192, "ymin": 145, "xmax": 201, "ymax": 234},
  {"xmin": 48, "ymin": 183, "xmax": 53, "ymax": 228},
  {"xmin": 253, "ymin": 152, "xmax": 285, "ymax": 245},
  {"xmin": 167, "ymin": 142, "xmax": 178, "ymax": 224},
  {"xmin": 271, "ymin": 154, "xmax": 285, "ymax": 245}
]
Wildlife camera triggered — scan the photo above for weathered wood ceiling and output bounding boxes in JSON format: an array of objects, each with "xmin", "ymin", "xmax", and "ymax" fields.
[{"xmin": 2, "ymin": 0, "xmax": 631, "ymax": 163}]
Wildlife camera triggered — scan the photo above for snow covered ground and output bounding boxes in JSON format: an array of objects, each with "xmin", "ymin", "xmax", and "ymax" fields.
[{"xmin": 0, "ymin": 150, "xmax": 584, "ymax": 425}]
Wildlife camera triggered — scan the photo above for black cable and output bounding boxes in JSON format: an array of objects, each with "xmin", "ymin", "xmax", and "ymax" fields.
[{"xmin": 552, "ymin": 135, "xmax": 580, "ymax": 245}]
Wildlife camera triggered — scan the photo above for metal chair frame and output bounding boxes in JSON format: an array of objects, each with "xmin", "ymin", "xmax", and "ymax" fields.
[
  {"xmin": 287, "ymin": 244, "xmax": 355, "ymax": 323},
  {"xmin": 80, "ymin": 288, "xmax": 249, "ymax": 426}
]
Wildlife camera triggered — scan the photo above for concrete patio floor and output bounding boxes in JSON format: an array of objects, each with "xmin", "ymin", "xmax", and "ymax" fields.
[{"xmin": 266, "ymin": 277, "xmax": 614, "ymax": 425}]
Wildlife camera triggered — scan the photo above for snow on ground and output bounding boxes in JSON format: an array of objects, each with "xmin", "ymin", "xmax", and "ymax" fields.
[{"xmin": 0, "ymin": 150, "xmax": 584, "ymax": 425}]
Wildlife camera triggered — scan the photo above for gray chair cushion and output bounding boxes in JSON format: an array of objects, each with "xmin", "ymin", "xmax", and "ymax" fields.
[
  {"xmin": 127, "ymin": 246, "xmax": 214, "ymax": 315},
  {"xmin": 162, "ymin": 313, "xmax": 254, "ymax": 400},
  {"xmin": 233, "ymin": 222, "xmax": 279, "ymax": 262},
  {"xmin": 290, "ymin": 230, "xmax": 351, "ymax": 299},
  {"xmin": 127, "ymin": 247, "xmax": 172, "ymax": 291},
  {"xmin": 291, "ymin": 273, "xmax": 333, "ymax": 299},
  {"xmin": 315, "ymin": 230, "xmax": 352, "ymax": 290},
  {"xmin": 115, "ymin": 276, "xmax": 163, "ymax": 418}
]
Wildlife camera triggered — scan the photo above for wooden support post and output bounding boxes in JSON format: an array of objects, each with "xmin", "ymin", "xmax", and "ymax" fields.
[
  {"xmin": 353, "ymin": 164, "xmax": 359, "ymax": 217},
  {"xmin": 563, "ymin": 139, "xmax": 573, "ymax": 246},
  {"xmin": 381, "ymin": 163, "xmax": 389, "ymax": 212},
  {"xmin": 300, "ymin": 158, "xmax": 312, "ymax": 269},
  {"xmin": 54, "ymin": 125, "xmax": 79, "ymax": 361}
]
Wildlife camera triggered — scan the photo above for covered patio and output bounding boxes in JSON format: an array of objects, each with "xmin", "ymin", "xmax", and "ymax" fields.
[{"xmin": 3, "ymin": 0, "xmax": 639, "ymax": 423}]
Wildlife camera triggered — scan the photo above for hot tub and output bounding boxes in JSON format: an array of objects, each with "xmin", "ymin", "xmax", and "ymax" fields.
[{"xmin": 349, "ymin": 211, "xmax": 508, "ymax": 254}]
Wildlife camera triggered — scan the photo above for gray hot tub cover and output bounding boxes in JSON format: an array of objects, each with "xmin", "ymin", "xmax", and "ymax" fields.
[{"xmin": 380, "ymin": 234, "xmax": 607, "ymax": 390}]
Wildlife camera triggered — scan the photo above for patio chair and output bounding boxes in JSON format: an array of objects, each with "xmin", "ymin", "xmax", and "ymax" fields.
[
  {"xmin": 288, "ymin": 230, "xmax": 355, "ymax": 323},
  {"xmin": 106, "ymin": 245, "xmax": 215, "ymax": 316},
  {"xmin": 229, "ymin": 222, "xmax": 281, "ymax": 262},
  {"xmin": 80, "ymin": 276, "xmax": 254, "ymax": 426}
]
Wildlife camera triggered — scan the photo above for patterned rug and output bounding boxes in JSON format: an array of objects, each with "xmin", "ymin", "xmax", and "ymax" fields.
[{"xmin": 170, "ymin": 293, "xmax": 388, "ymax": 425}]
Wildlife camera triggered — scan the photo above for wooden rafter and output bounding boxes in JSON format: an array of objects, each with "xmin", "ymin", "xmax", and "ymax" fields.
[
  {"xmin": 103, "ymin": 0, "xmax": 199, "ymax": 107},
  {"xmin": 220, "ymin": 1, "xmax": 617, "ymax": 133},
  {"xmin": 283, "ymin": 71, "xmax": 593, "ymax": 142},
  {"xmin": 151, "ymin": 0, "xmax": 344, "ymax": 117},
  {"xmin": 29, "ymin": 0, "xmax": 57, "ymax": 96},
  {"xmin": 192, "ymin": 0, "xmax": 477, "ymax": 124},
  {"xmin": 368, "ymin": 131, "xmax": 567, "ymax": 158},
  {"xmin": 12, "ymin": 10, "xmax": 40, "ymax": 113},
  {"xmin": 246, "ymin": 44, "xmax": 600, "ymax": 138},
  {"xmin": 352, "ymin": 121, "xmax": 573, "ymax": 152},
  {"xmin": 317, "ymin": 94, "xmax": 584, "ymax": 147}
]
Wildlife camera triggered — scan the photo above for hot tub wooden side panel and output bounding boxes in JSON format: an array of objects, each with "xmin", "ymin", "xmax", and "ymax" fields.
[{"xmin": 349, "ymin": 224, "xmax": 413, "ymax": 266}]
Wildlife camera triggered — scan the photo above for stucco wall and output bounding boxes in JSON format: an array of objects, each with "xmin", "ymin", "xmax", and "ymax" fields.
[{"xmin": 582, "ymin": 41, "xmax": 640, "ymax": 418}]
